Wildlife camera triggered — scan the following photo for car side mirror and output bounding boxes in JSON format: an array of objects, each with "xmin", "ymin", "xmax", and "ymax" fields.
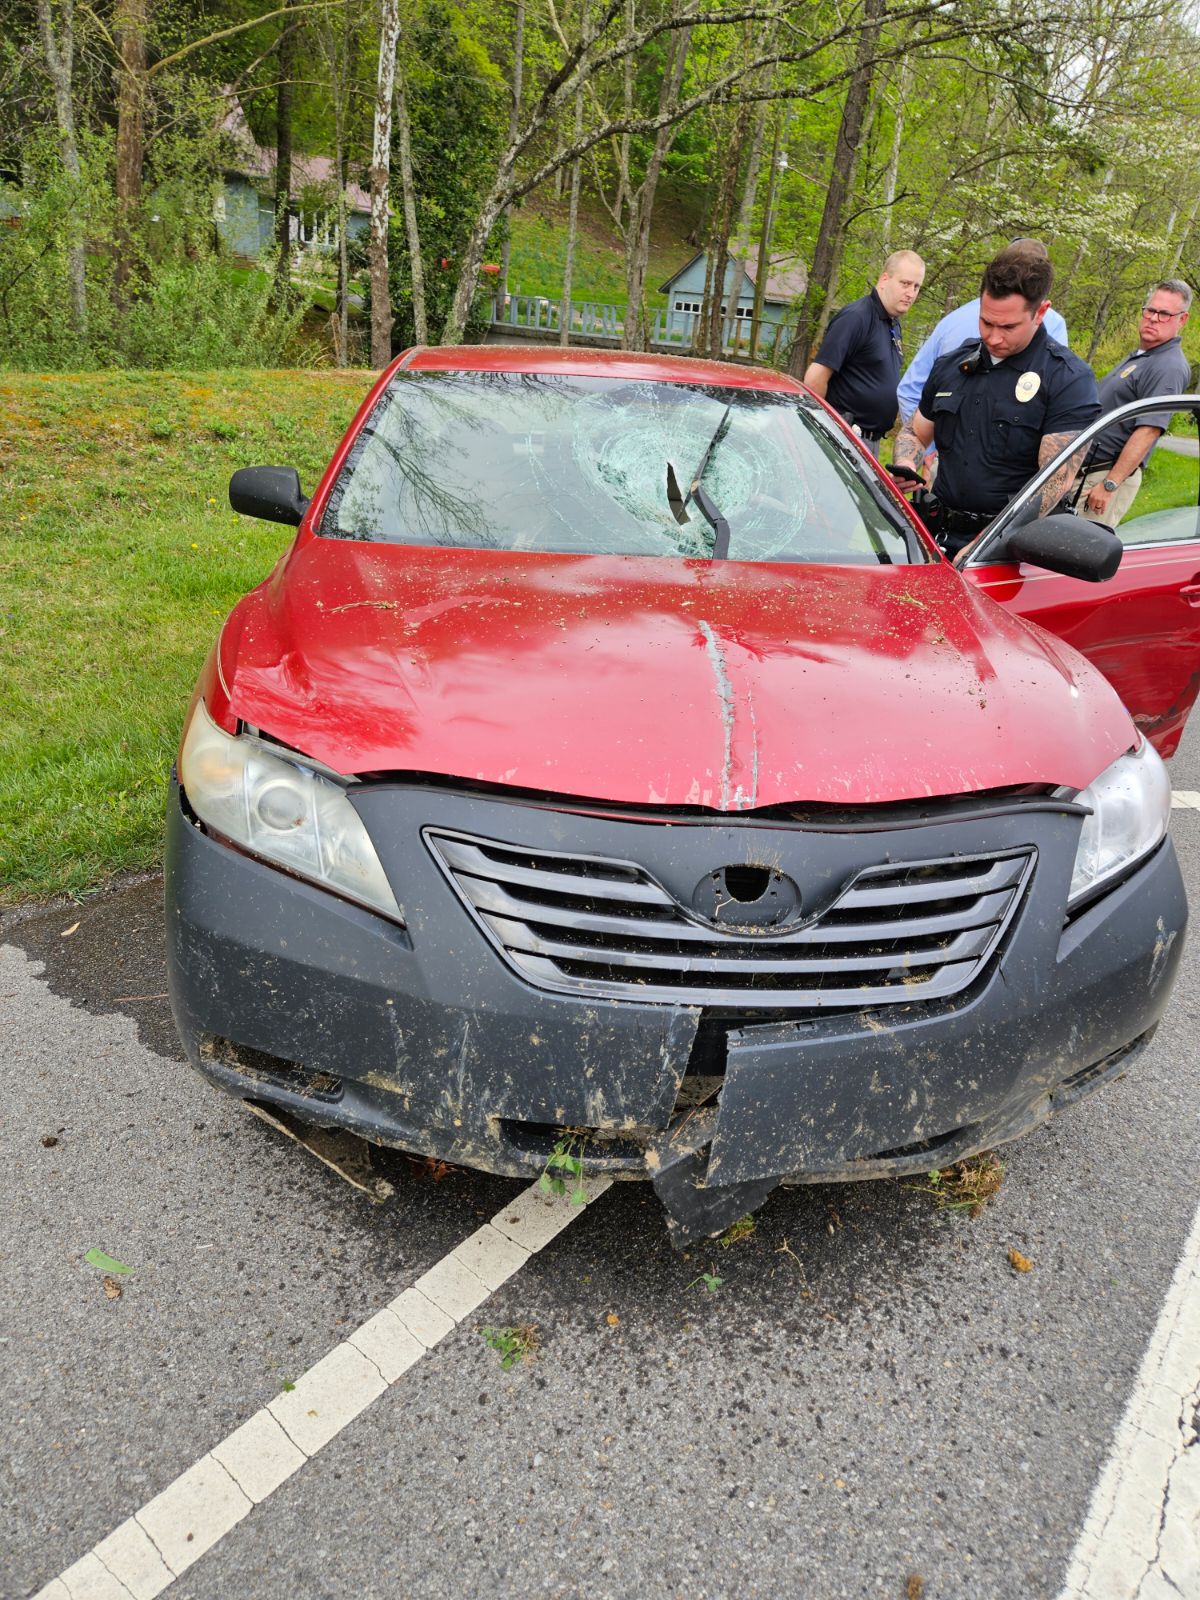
[
  {"xmin": 229, "ymin": 466, "xmax": 310, "ymax": 527},
  {"xmin": 990, "ymin": 513, "xmax": 1122, "ymax": 583}
]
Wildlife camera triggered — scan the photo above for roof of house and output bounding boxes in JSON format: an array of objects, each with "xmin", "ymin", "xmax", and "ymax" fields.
[
  {"xmin": 660, "ymin": 245, "xmax": 808, "ymax": 304},
  {"xmin": 218, "ymin": 91, "xmax": 371, "ymax": 215}
]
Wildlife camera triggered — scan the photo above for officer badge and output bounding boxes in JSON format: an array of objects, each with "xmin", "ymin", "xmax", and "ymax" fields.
[{"xmin": 1015, "ymin": 371, "xmax": 1041, "ymax": 402}]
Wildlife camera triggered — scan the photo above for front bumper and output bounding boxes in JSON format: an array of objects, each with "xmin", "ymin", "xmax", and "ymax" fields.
[{"xmin": 166, "ymin": 778, "xmax": 1187, "ymax": 1209}]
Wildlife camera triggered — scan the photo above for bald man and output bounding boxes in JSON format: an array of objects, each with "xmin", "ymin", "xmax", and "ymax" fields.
[{"xmin": 803, "ymin": 251, "xmax": 926, "ymax": 455}]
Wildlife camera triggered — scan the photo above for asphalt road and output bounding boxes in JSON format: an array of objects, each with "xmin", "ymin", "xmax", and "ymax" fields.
[{"xmin": 5, "ymin": 725, "xmax": 1200, "ymax": 1600}]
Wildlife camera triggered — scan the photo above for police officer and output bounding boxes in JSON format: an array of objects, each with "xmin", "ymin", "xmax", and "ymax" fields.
[
  {"xmin": 891, "ymin": 247, "xmax": 1100, "ymax": 556},
  {"xmin": 802, "ymin": 250, "xmax": 925, "ymax": 455}
]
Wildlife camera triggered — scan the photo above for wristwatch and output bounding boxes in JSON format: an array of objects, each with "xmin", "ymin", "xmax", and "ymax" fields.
[{"xmin": 1102, "ymin": 477, "xmax": 1120, "ymax": 492}]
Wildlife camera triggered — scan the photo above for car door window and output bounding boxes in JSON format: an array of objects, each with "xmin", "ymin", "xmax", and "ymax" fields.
[
  {"xmin": 1116, "ymin": 442, "xmax": 1200, "ymax": 546},
  {"xmin": 960, "ymin": 396, "xmax": 1200, "ymax": 758}
]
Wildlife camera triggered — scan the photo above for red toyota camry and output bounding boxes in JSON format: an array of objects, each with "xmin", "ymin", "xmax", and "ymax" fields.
[{"xmin": 165, "ymin": 345, "xmax": 1198, "ymax": 1243}]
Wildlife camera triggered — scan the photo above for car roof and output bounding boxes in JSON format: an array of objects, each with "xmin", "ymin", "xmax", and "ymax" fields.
[{"xmin": 397, "ymin": 343, "xmax": 805, "ymax": 393}]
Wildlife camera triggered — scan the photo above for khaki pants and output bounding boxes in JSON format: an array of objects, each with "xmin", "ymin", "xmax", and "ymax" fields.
[{"xmin": 1077, "ymin": 467, "xmax": 1143, "ymax": 528}]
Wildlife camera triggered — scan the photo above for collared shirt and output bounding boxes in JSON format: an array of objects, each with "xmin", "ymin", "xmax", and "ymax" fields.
[
  {"xmin": 1089, "ymin": 337, "xmax": 1192, "ymax": 467},
  {"xmin": 813, "ymin": 288, "xmax": 903, "ymax": 436},
  {"xmin": 898, "ymin": 298, "xmax": 1070, "ymax": 421},
  {"xmin": 918, "ymin": 326, "xmax": 1100, "ymax": 516}
]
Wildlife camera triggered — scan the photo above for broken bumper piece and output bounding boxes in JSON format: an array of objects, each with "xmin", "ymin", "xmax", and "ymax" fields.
[{"xmin": 166, "ymin": 779, "xmax": 1187, "ymax": 1246}]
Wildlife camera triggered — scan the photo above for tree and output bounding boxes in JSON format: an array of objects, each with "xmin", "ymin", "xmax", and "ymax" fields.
[
  {"xmin": 271, "ymin": 0, "xmax": 299, "ymax": 301},
  {"xmin": 368, "ymin": 0, "xmax": 400, "ymax": 365},
  {"xmin": 787, "ymin": 0, "xmax": 884, "ymax": 374},
  {"xmin": 34, "ymin": 0, "xmax": 86, "ymax": 335}
]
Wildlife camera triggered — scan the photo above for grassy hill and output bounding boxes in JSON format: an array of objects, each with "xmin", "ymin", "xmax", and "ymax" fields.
[
  {"xmin": 0, "ymin": 370, "xmax": 366, "ymax": 902},
  {"xmin": 505, "ymin": 185, "xmax": 701, "ymax": 310}
]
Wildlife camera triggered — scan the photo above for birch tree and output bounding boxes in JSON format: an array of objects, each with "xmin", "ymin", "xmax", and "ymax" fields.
[
  {"xmin": 369, "ymin": 0, "xmax": 401, "ymax": 365},
  {"xmin": 394, "ymin": 61, "xmax": 426, "ymax": 343},
  {"xmin": 34, "ymin": 0, "xmax": 86, "ymax": 335}
]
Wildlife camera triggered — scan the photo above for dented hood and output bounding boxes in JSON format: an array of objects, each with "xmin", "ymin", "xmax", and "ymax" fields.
[{"xmin": 220, "ymin": 539, "xmax": 1135, "ymax": 808}]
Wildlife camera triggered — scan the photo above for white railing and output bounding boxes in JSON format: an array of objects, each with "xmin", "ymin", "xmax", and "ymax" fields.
[{"xmin": 489, "ymin": 294, "xmax": 791, "ymax": 359}]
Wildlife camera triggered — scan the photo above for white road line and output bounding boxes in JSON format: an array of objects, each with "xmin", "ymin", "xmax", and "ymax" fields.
[
  {"xmin": 1057, "ymin": 1198, "xmax": 1200, "ymax": 1600},
  {"xmin": 1171, "ymin": 790, "xmax": 1200, "ymax": 810},
  {"xmin": 33, "ymin": 1176, "xmax": 610, "ymax": 1600}
]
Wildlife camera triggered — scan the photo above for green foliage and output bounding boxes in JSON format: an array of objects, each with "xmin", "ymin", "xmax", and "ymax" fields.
[
  {"xmin": 539, "ymin": 1135, "xmax": 587, "ymax": 1204},
  {"xmin": 119, "ymin": 259, "xmax": 311, "ymax": 368},
  {"xmin": 0, "ymin": 127, "xmax": 312, "ymax": 371},
  {"xmin": 379, "ymin": 0, "xmax": 508, "ymax": 347},
  {"xmin": 481, "ymin": 1324, "xmax": 539, "ymax": 1369}
]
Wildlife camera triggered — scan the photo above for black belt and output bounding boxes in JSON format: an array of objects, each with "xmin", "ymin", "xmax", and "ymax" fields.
[
  {"xmin": 912, "ymin": 493, "xmax": 993, "ymax": 556},
  {"xmin": 912, "ymin": 492, "xmax": 992, "ymax": 532},
  {"xmin": 939, "ymin": 505, "xmax": 993, "ymax": 533}
]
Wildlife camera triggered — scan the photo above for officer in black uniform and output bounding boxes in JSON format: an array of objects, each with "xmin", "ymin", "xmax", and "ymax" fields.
[{"xmin": 890, "ymin": 247, "xmax": 1100, "ymax": 556}]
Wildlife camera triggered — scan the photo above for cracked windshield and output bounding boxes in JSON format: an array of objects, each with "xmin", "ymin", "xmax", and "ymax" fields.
[{"xmin": 322, "ymin": 371, "xmax": 921, "ymax": 564}]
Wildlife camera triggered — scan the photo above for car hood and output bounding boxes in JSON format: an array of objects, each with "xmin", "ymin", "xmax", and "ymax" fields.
[{"xmin": 220, "ymin": 540, "xmax": 1135, "ymax": 808}]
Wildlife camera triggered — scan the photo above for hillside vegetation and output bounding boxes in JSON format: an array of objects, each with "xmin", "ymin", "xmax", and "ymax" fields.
[{"xmin": 0, "ymin": 370, "xmax": 364, "ymax": 901}]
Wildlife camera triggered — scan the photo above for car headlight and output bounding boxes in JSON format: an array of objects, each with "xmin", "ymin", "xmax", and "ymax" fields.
[
  {"xmin": 179, "ymin": 698, "xmax": 403, "ymax": 923},
  {"xmin": 1068, "ymin": 741, "xmax": 1171, "ymax": 906}
]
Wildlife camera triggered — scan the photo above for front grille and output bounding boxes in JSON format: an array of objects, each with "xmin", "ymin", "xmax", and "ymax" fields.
[{"xmin": 425, "ymin": 828, "xmax": 1035, "ymax": 1010}]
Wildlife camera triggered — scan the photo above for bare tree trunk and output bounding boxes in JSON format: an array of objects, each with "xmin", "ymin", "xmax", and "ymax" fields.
[
  {"xmin": 1167, "ymin": 188, "xmax": 1200, "ymax": 277},
  {"xmin": 615, "ymin": 0, "xmax": 634, "ymax": 229},
  {"xmin": 788, "ymin": 0, "xmax": 885, "ymax": 374},
  {"xmin": 113, "ymin": 0, "xmax": 147, "ymax": 297},
  {"xmin": 395, "ymin": 67, "xmax": 426, "ymax": 343},
  {"xmin": 272, "ymin": 0, "xmax": 297, "ymax": 304},
  {"xmin": 620, "ymin": 24, "xmax": 691, "ymax": 351},
  {"xmin": 496, "ymin": 0, "xmax": 525, "ymax": 305},
  {"xmin": 812, "ymin": 88, "xmax": 877, "ymax": 350},
  {"xmin": 879, "ymin": 56, "xmax": 910, "ymax": 257},
  {"xmin": 560, "ymin": 89, "xmax": 584, "ymax": 345},
  {"xmin": 35, "ymin": 0, "xmax": 87, "ymax": 338},
  {"xmin": 444, "ymin": 190, "xmax": 506, "ymax": 343},
  {"xmin": 369, "ymin": 0, "xmax": 400, "ymax": 366},
  {"xmin": 722, "ymin": 54, "xmax": 772, "ymax": 356},
  {"xmin": 333, "ymin": 10, "xmax": 350, "ymax": 362},
  {"xmin": 749, "ymin": 110, "xmax": 785, "ymax": 362},
  {"xmin": 699, "ymin": 103, "xmax": 750, "ymax": 359},
  {"xmin": 317, "ymin": 0, "xmax": 353, "ymax": 360}
]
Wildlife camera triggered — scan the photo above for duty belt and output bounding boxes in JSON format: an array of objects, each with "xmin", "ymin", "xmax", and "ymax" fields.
[
  {"xmin": 937, "ymin": 504, "xmax": 993, "ymax": 534},
  {"xmin": 912, "ymin": 493, "xmax": 993, "ymax": 557}
]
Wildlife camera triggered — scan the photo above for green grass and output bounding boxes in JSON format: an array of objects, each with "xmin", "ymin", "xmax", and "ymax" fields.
[
  {"xmin": 1133, "ymin": 446, "xmax": 1198, "ymax": 517},
  {"xmin": 0, "ymin": 370, "xmax": 367, "ymax": 902},
  {"xmin": 506, "ymin": 199, "xmax": 689, "ymax": 311}
]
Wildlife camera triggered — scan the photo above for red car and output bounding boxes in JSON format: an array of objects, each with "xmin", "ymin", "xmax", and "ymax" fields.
[{"xmin": 165, "ymin": 347, "xmax": 1197, "ymax": 1243}]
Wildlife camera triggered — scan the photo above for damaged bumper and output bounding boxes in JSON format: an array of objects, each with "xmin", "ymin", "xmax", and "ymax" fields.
[{"xmin": 165, "ymin": 779, "xmax": 1187, "ymax": 1242}]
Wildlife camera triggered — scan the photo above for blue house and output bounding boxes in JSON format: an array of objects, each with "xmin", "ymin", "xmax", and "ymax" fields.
[
  {"xmin": 215, "ymin": 92, "xmax": 371, "ymax": 259},
  {"xmin": 659, "ymin": 246, "xmax": 807, "ymax": 352}
]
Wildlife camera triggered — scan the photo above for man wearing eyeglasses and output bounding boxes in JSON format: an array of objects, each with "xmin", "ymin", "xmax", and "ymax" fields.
[{"xmin": 1075, "ymin": 281, "xmax": 1192, "ymax": 528}]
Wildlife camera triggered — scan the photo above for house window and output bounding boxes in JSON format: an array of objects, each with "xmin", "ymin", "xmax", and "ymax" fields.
[{"xmin": 674, "ymin": 299, "xmax": 702, "ymax": 314}]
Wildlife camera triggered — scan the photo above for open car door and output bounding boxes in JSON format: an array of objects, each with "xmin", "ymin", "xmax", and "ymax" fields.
[{"xmin": 959, "ymin": 394, "xmax": 1200, "ymax": 757}]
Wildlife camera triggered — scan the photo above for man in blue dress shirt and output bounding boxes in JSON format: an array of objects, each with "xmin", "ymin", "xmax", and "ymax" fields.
[{"xmin": 897, "ymin": 240, "xmax": 1068, "ymax": 423}]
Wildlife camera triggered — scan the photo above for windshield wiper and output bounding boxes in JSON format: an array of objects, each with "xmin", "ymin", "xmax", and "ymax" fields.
[{"xmin": 666, "ymin": 403, "xmax": 733, "ymax": 559}]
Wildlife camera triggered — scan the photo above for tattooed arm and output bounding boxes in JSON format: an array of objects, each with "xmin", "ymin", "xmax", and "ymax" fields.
[
  {"xmin": 892, "ymin": 410, "xmax": 935, "ymax": 476},
  {"xmin": 1036, "ymin": 429, "xmax": 1086, "ymax": 514}
]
